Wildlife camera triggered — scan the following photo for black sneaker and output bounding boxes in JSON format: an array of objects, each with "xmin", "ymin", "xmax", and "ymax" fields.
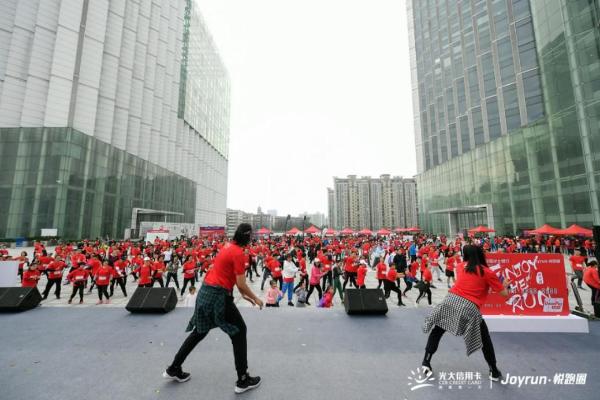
[
  {"xmin": 162, "ymin": 366, "xmax": 191, "ymax": 383},
  {"xmin": 288, "ymin": 301, "xmax": 294, "ymax": 306},
  {"xmin": 235, "ymin": 373, "xmax": 261, "ymax": 394},
  {"xmin": 489, "ymin": 368, "xmax": 502, "ymax": 382}
]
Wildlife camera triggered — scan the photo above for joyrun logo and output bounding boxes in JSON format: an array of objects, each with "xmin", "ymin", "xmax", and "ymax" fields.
[{"xmin": 407, "ymin": 367, "xmax": 435, "ymax": 391}]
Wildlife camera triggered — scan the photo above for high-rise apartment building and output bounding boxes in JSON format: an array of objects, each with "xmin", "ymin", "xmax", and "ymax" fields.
[
  {"xmin": 407, "ymin": 0, "xmax": 600, "ymax": 235},
  {"xmin": 329, "ymin": 175, "xmax": 418, "ymax": 230},
  {"xmin": 0, "ymin": 0, "xmax": 230, "ymax": 238}
]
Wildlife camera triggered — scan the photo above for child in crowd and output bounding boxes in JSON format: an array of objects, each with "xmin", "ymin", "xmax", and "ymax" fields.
[
  {"xmin": 318, "ymin": 285, "xmax": 334, "ymax": 308},
  {"xmin": 265, "ymin": 280, "xmax": 283, "ymax": 307},
  {"xmin": 183, "ymin": 286, "xmax": 197, "ymax": 307},
  {"xmin": 294, "ymin": 281, "xmax": 308, "ymax": 307}
]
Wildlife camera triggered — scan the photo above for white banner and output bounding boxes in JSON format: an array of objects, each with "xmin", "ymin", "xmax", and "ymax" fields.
[{"xmin": 0, "ymin": 261, "xmax": 19, "ymax": 287}]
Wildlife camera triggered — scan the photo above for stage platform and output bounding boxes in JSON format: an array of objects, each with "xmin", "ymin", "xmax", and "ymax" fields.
[{"xmin": 1, "ymin": 307, "xmax": 598, "ymax": 400}]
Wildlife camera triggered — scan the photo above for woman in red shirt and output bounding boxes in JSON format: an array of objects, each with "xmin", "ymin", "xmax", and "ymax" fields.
[
  {"xmin": 94, "ymin": 260, "xmax": 113, "ymax": 304},
  {"xmin": 421, "ymin": 245, "xmax": 510, "ymax": 382},
  {"xmin": 415, "ymin": 265, "xmax": 433, "ymax": 306},
  {"xmin": 134, "ymin": 258, "xmax": 154, "ymax": 288},
  {"xmin": 180, "ymin": 256, "xmax": 197, "ymax": 296},
  {"xmin": 357, "ymin": 261, "xmax": 368, "ymax": 289},
  {"xmin": 163, "ymin": 224, "xmax": 263, "ymax": 394},
  {"xmin": 22, "ymin": 261, "xmax": 41, "ymax": 288},
  {"xmin": 67, "ymin": 263, "xmax": 89, "ymax": 304}
]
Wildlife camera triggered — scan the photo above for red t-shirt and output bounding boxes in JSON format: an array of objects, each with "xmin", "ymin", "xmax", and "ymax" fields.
[
  {"xmin": 22, "ymin": 270, "xmax": 41, "ymax": 287},
  {"xmin": 68, "ymin": 269, "xmax": 89, "ymax": 285},
  {"xmin": 422, "ymin": 268, "xmax": 432, "ymax": 283},
  {"xmin": 376, "ymin": 262, "xmax": 387, "ymax": 279},
  {"xmin": 47, "ymin": 260, "xmax": 66, "ymax": 279},
  {"xmin": 357, "ymin": 266, "xmax": 367, "ymax": 286},
  {"xmin": 569, "ymin": 255, "xmax": 586, "ymax": 271},
  {"xmin": 135, "ymin": 265, "xmax": 153, "ymax": 285},
  {"xmin": 94, "ymin": 266, "xmax": 113, "ymax": 286},
  {"xmin": 449, "ymin": 265, "xmax": 504, "ymax": 308},
  {"xmin": 583, "ymin": 267, "xmax": 600, "ymax": 289},
  {"xmin": 203, "ymin": 243, "xmax": 246, "ymax": 291},
  {"xmin": 183, "ymin": 261, "xmax": 196, "ymax": 279},
  {"xmin": 386, "ymin": 268, "xmax": 397, "ymax": 282}
]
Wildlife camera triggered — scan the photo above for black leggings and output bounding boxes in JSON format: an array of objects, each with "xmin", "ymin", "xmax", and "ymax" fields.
[
  {"xmin": 342, "ymin": 273, "xmax": 358, "ymax": 290},
  {"xmin": 70, "ymin": 285, "xmax": 84, "ymax": 302},
  {"xmin": 42, "ymin": 278, "xmax": 62, "ymax": 298},
  {"xmin": 181, "ymin": 277, "xmax": 195, "ymax": 295},
  {"xmin": 97, "ymin": 285, "xmax": 109, "ymax": 300},
  {"xmin": 384, "ymin": 280, "xmax": 403, "ymax": 304},
  {"xmin": 403, "ymin": 278, "xmax": 414, "ymax": 295},
  {"xmin": 416, "ymin": 282, "xmax": 432, "ymax": 305},
  {"xmin": 260, "ymin": 269, "xmax": 271, "ymax": 290},
  {"xmin": 294, "ymin": 275, "xmax": 309, "ymax": 292},
  {"xmin": 153, "ymin": 277, "xmax": 164, "ymax": 287},
  {"xmin": 170, "ymin": 297, "xmax": 247, "ymax": 378},
  {"xmin": 425, "ymin": 321, "xmax": 497, "ymax": 369},
  {"xmin": 110, "ymin": 277, "xmax": 127, "ymax": 297},
  {"xmin": 321, "ymin": 272, "xmax": 332, "ymax": 291},
  {"xmin": 166, "ymin": 272, "xmax": 180, "ymax": 289},
  {"xmin": 306, "ymin": 284, "xmax": 322, "ymax": 302}
]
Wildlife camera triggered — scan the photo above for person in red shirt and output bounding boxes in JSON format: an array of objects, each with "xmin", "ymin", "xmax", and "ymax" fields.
[
  {"xmin": 14, "ymin": 251, "xmax": 29, "ymax": 282},
  {"xmin": 152, "ymin": 256, "xmax": 166, "ymax": 287},
  {"xmin": 376, "ymin": 260, "xmax": 387, "ymax": 289},
  {"xmin": 569, "ymin": 250, "xmax": 587, "ymax": 289},
  {"xmin": 94, "ymin": 260, "xmax": 113, "ymax": 304},
  {"xmin": 268, "ymin": 256, "xmax": 282, "ymax": 290},
  {"xmin": 87, "ymin": 255, "xmax": 102, "ymax": 293},
  {"xmin": 342, "ymin": 253, "xmax": 359, "ymax": 290},
  {"xmin": 134, "ymin": 257, "xmax": 154, "ymax": 288},
  {"xmin": 67, "ymin": 263, "xmax": 89, "ymax": 304},
  {"xmin": 110, "ymin": 257, "xmax": 129, "ymax": 297},
  {"xmin": 22, "ymin": 261, "xmax": 41, "ymax": 288},
  {"xmin": 445, "ymin": 251, "xmax": 457, "ymax": 288},
  {"xmin": 583, "ymin": 260, "xmax": 600, "ymax": 314},
  {"xmin": 164, "ymin": 223, "xmax": 263, "ymax": 394},
  {"xmin": 421, "ymin": 245, "xmax": 510, "ymax": 382},
  {"xmin": 415, "ymin": 265, "xmax": 433, "ymax": 306},
  {"xmin": 180, "ymin": 256, "xmax": 197, "ymax": 296},
  {"xmin": 357, "ymin": 260, "xmax": 368, "ymax": 289},
  {"xmin": 42, "ymin": 256, "xmax": 66, "ymax": 300},
  {"xmin": 383, "ymin": 265, "xmax": 405, "ymax": 306}
]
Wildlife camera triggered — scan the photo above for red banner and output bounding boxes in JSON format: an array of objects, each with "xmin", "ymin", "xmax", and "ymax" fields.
[
  {"xmin": 482, "ymin": 253, "xmax": 570, "ymax": 316},
  {"xmin": 199, "ymin": 226, "xmax": 225, "ymax": 237}
]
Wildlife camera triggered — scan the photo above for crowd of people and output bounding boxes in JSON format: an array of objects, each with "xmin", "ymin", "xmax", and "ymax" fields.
[{"xmin": 1, "ymin": 231, "xmax": 598, "ymax": 309}]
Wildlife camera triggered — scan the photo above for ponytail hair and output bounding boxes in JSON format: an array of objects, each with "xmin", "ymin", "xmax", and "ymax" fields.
[{"xmin": 462, "ymin": 245, "xmax": 485, "ymax": 276}]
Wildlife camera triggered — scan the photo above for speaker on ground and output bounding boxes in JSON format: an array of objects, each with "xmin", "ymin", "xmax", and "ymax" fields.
[
  {"xmin": 126, "ymin": 287, "xmax": 178, "ymax": 314},
  {"xmin": 344, "ymin": 288, "xmax": 388, "ymax": 315},
  {"xmin": 0, "ymin": 287, "xmax": 42, "ymax": 312}
]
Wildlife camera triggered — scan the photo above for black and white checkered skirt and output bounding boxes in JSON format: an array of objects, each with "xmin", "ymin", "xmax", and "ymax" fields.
[{"xmin": 423, "ymin": 293, "xmax": 483, "ymax": 356}]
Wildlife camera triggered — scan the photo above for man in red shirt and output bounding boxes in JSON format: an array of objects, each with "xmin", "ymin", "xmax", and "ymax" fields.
[
  {"xmin": 383, "ymin": 265, "xmax": 405, "ymax": 306},
  {"xmin": 22, "ymin": 261, "xmax": 41, "ymax": 288},
  {"xmin": 110, "ymin": 258, "xmax": 129, "ymax": 297},
  {"xmin": 163, "ymin": 224, "xmax": 263, "ymax": 394},
  {"xmin": 42, "ymin": 256, "xmax": 67, "ymax": 300},
  {"xmin": 583, "ymin": 260, "xmax": 600, "ymax": 315},
  {"xmin": 569, "ymin": 250, "xmax": 587, "ymax": 289},
  {"xmin": 152, "ymin": 256, "xmax": 166, "ymax": 287}
]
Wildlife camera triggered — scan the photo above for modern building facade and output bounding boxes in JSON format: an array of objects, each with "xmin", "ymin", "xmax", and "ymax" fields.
[
  {"xmin": 329, "ymin": 175, "xmax": 418, "ymax": 230},
  {"xmin": 407, "ymin": 0, "xmax": 600, "ymax": 235},
  {"xmin": 0, "ymin": 0, "xmax": 230, "ymax": 239},
  {"xmin": 226, "ymin": 208, "xmax": 311, "ymax": 235}
]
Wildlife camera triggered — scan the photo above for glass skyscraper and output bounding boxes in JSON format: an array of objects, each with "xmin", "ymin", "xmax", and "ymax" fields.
[
  {"xmin": 408, "ymin": 0, "xmax": 600, "ymax": 235},
  {"xmin": 0, "ymin": 0, "xmax": 230, "ymax": 239}
]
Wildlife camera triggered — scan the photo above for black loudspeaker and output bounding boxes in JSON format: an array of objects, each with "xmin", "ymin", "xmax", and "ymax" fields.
[
  {"xmin": 0, "ymin": 287, "xmax": 42, "ymax": 312},
  {"xmin": 126, "ymin": 287, "xmax": 178, "ymax": 313},
  {"xmin": 344, "ymin": 288, "xmax": 388, "ymax": 315}
]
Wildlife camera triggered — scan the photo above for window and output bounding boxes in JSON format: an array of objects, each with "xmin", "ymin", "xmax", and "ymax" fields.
[
  {"xmin": 481, "ymin": 52, "xmax": 497, "ymax": 97},
  {"xmin": 460, "ymin": 115, "xmax": 471, "ymax": 153},
  {"xmin": 503, "ymin": 83, "xmax": 521, "ymax": 130},
  {"xmin": 449, "ymin": 123, "xmax": 458, "ymax": 157},
  {"xmin": 472, "ymin": 107, "xmax": 485, "ymax": 145},
  {"xmin": 486, "ymin": 97, "xmax": 501, "ymax": 139},
  {"xmin": 522, "ymin": 69, "xmax": 544, "ymax": 122},
  {"xmin": 497, "ymin": 36, "xmax": 515, "ymax": 84},
  {"xmin": 456, "ymin": 77, "xmax": 467, "ymax": 114},
  {"xmin": 516, "ymin": 19, "xmax": 538, "ymax": 71},
  {"xmin": 467, "ymin": 66, "xmax": 480, "ymax": 107}
]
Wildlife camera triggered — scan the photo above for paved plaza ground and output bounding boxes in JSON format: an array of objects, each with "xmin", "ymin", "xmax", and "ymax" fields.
[
  {"xmin": 4, "ymin": 246, "xmax": 597, "ymax": 314},
  {"xmin": 1, "ymin": 307, "xmax": 598, "ymax": 400}
]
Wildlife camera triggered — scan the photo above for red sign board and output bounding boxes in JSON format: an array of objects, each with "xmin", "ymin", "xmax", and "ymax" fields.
[
  {"xmin": 199, "ymin": 226, "xmax": 225, "ymax": 236},
  {"xmin": 482, "ymin": 253, "xmax": 570, "ymax": 316}
]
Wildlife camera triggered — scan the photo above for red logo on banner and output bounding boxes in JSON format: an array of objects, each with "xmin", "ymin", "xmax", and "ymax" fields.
[{"xmin": 482, "ymin": 253, "xmax": 570, "ymax": 316}]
